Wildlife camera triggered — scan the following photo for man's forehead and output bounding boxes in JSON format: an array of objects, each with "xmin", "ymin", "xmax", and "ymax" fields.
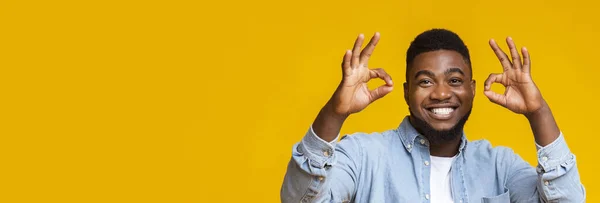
[
  {"xmin": 412, "ymin": 50, "xmax": 466, "ymax": 65},
  {"xmin": 409, "ymin": 50, "xmax": 470, "ymax": 75}
]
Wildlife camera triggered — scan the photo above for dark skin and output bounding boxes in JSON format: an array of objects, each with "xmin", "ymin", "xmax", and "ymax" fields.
[
  {"xmin": 404, "ymin": 50, "xmax": 475, "ymax": 157},
  {"xmin": 313, "ymin": 33, "xmax": 560, "ymax": 156}
]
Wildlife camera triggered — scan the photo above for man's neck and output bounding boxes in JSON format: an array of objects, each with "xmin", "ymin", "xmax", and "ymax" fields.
[{"xmin": 429, "ymin": 137, "xmax": 461, "ymax": 157}]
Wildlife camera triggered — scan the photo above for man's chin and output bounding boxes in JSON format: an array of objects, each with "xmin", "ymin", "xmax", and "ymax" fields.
[
  {"xmin": 428, "ymin": 122, "xmax": 459, "ymax": 131},
  {"xmin": 409, "ymin": 109, "xmax": 472, "ymax": 145}
]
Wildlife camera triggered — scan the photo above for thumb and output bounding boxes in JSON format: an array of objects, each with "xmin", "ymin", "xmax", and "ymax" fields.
[
  {"xmin": 484, "ymin": 90, "xmax": 507, "ymax": 107},
  {"xmin": 370, "ymin": 85, "xmax": 393, "ymax": 102}
]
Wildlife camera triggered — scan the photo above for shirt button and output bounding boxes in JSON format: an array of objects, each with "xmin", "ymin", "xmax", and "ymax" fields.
[
  {"xmin": 318, "ymin": 176, "xmax": 324, "ymax": 181},
  {"xmin": 407, "ymin": 144, "xmax": 412, "ymax": 149},
  {"xmin": 425, "ymin": 194, "xmax": 430, "ymax": 200},
  {"xmin": 420, "ymin": 139, "xmax": 426, "ymax": 145},
  {"xmin": 323, "ymin": 150, "xmax": 330, "ymax": 157},
  {"xmin": 544, "ymin": 181, "xmax": 549, "ymax": 186},
  {"xmin": 424, "ymin": 161, "xmax": 430, "ymax": 166},
  {"xmin": 541, "ymin": 156, "xmax": 548, "ymax": 162}
]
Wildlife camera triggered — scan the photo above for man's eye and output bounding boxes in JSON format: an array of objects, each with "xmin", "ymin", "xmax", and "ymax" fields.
[
  {"xmin": 450, "ymin": 79, "xmax": 463, "ymax": 85},
  {"xmin": 420, "ymin": 80, "xmax": 432, "ymax": 85}
]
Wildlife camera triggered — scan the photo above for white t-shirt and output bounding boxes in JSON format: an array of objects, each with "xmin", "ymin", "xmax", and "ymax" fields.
[{"xmin": 430, "ymin": 155, "xmax": 455, "ymax": 203}]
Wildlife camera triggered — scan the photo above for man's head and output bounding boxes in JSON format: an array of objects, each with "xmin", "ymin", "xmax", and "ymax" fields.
[{"xmin": 403, "ymin": 29, "xmax": 476, "ymax": 145}]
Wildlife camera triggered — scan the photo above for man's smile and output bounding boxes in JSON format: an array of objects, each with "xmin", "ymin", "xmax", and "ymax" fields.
[{"xmin": 424, "ymin": 103, "xmax": 459, "ymax": 120}]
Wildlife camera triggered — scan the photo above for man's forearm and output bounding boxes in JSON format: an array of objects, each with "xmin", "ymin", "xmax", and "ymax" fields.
[
  {"xmin": 312, "ymin": 101, "xmax": 348, "ymax": 142},
  {"xmin": 525, "ymin": 100, "xmax": 560, "ymax": 146}
]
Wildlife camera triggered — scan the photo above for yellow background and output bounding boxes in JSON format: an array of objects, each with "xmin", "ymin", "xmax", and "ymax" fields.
[{"xmin": 1, "ymin": 0, "xmax": 598, "ymax": 202}]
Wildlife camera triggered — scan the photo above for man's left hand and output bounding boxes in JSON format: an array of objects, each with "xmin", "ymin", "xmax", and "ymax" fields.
[{"xmin": 484, "ymin": 37, "xmax": 546, "ymax": 115}]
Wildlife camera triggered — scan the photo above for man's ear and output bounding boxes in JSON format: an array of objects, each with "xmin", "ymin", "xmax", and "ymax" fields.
[
  {"xmin": 471, "ymin": 80, "xmax": 476, "ymax": 97},
  {"xmin": 403, "ymin": 82, "xmax": 408, "ymax": 104}
]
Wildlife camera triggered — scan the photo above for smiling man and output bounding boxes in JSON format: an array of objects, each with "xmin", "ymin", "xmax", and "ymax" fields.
[{"xmin": 280, "ymin": 29, "xmax": 585, "ymax": 203}]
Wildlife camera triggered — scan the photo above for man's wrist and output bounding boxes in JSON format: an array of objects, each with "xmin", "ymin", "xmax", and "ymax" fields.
[
  {"xmin": 525, "ymin": 99, "xmax": 560, "ymax": 146},
  {"xmin": 525, "ymin": 99, "xmax": 550, "ymax": 121},
  {"xmin": 323, "ymin": 101, "xmax": 349, "ymax": 122},
  {"xmin": 312, "ymin": 102, "xmax": 348, "ymax": 142}
]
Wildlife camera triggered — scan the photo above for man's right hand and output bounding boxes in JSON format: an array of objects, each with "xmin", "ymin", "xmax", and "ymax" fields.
[
  {"xmin": 313, "ymin": 33, "xmax": 394, "ymax": 142},
  {"xmin": 330, "ymin": 32, "xmax": 394, "ymax": 117}
]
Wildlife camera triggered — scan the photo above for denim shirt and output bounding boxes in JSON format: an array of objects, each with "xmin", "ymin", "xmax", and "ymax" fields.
[{"xmin": 281, "ymin": 117, "xmax": 585, "ymax": 203}]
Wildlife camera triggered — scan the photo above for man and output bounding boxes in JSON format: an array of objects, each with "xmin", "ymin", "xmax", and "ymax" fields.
[{"xmin": 280, "ymin": 29, "xmax": 585, "ymax": 202}]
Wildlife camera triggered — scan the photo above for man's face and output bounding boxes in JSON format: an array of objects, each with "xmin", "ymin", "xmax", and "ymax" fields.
[{"xmin": 404, "ymin": 50, "xmax": 475, "ymax": 132}]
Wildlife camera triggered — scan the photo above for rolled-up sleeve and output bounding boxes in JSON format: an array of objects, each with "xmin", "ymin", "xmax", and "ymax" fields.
[
  {"xmin": 535, "ymin": 133, "xmax": 586, "ymax": 202},
  {"xmin": 281, "ymin": 126, "xmax": 361, "ymax": 203},
  {"xmin": 299, "ymin": 126, "xmax": 338, "ymax": 169}
]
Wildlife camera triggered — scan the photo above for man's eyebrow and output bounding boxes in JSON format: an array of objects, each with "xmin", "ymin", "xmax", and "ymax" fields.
[
  {"xmin": 414, "ymin": 70, "xmax": 435, "ymax": 79},
  {"xmin": 445, "ymin": 68, "xmax": 464, "ymax": 76}
]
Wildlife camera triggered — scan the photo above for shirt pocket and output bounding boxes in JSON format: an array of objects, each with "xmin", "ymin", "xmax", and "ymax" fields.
[{"xmin": 481, "ymin": 189, "xmax": 510, "ymax": 203}]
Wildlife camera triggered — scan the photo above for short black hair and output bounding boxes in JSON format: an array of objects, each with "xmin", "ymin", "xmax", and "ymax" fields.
[{"xmin": 406, "ymin": 29, "xmax": 471, "ymax": 81}]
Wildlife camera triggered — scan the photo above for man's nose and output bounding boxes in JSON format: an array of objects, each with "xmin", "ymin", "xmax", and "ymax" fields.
[{"xmin": 430, "ymin": 83, "xmax": 452, "ymax": 101}]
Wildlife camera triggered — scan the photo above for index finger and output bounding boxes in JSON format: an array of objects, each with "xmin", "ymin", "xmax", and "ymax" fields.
[{"xmin": 359, "ymin": 32, "xmax": 381, "ymax": 65}]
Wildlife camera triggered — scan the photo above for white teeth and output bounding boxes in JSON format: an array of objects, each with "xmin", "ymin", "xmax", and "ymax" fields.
[{"xmin": 431, "ymin": 108, "xmax": 454, "ymax": 115}]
